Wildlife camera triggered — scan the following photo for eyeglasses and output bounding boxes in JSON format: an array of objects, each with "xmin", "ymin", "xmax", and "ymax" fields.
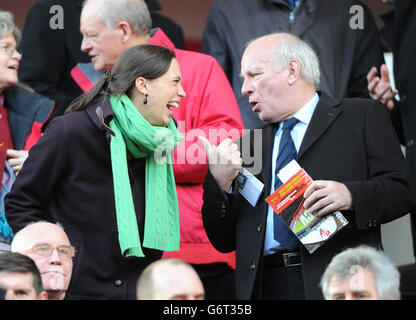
[
  {"xmin": 0, "ymin": 43, "xmax": 21, "ymax": 56},
  {"xmin": 25, "ymin": 243, "xmax": 77, "ymax": 259}
]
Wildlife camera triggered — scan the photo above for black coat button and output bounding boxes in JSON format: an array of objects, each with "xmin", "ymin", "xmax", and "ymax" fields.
[{"xmin": 114, "ymin": 280, "xmax": 123, "ymax": 287}]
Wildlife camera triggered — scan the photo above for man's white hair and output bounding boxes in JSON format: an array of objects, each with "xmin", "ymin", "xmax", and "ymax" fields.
[
  {"xmin": 83, "ymin": 0, "xmax": 152, "ymax": 35},
  {"xmin": 320, "ymin": 245, "xmax": 401, "ymax": 300},
  {"xmin": 272, "ymin": 33, "xmax": 320, "ymax": 88}
]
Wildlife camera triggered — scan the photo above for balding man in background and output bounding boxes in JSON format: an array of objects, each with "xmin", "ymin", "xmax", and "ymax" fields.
[
  {"xmin": 136, "ymin": 258, "xmax": 205, "ymax": 300},
  {"xmin": 11, "ymin": 222, "xmax": 75, "ymax": 300}
]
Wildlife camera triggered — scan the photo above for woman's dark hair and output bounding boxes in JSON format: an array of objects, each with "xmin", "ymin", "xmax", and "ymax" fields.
[{"xmin": 66, "ymin": 44, "xmax": 176, "ymax": 113}]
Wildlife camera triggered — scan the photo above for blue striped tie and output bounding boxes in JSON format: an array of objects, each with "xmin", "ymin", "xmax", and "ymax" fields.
[
  {"xmin": 273, "ymin": 118, "xmax": 299, "ymax": 250},
  {"xmin": 286, "ymin": 0, "xmax": 296, "ymax": 10}
]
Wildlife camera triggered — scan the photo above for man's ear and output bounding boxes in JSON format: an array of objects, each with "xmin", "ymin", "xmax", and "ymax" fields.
[
  {"xmin": 118, "ymin": 21, "xmax": 133, "ymax": 44},
  {"xmin": 287, "ymin": 59, "xmax": 301, "ymax": 85}
]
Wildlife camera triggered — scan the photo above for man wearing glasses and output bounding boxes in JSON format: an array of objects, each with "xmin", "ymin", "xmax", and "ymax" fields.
[{"xmin": 10, "ymin": 221, "xmax": 76, "ymax": 300}]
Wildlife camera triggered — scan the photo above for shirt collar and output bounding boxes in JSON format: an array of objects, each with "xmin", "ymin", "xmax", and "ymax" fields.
[{"xmin": 291, "ymin": 92, "xmax": 319, "ymax": 126}]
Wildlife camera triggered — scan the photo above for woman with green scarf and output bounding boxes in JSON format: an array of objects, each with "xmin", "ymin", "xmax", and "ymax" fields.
[{"xmin": 5, "ymin": 44, "xmax": 186, "ymax": 299}]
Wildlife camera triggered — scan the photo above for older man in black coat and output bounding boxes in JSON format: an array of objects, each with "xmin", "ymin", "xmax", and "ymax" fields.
[{"xmin": 200, "ymin": 33, "xmax": 416, "ymax": 300}]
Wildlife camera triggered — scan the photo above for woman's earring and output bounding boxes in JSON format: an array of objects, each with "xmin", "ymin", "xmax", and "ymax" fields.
[{"xmin": 143, "ymin": 93, "xmax": 148, "ymax": 105}]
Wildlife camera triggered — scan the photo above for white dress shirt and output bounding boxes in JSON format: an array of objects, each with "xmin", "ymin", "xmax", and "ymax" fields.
[{"xmin": 263, "ymin": 93, "xmax": 320, "ymax": 255}]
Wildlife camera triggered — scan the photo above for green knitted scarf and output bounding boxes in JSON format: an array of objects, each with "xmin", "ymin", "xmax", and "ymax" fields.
[{"xmin": 109, "ymin": 94, "xmax": 182, "ymax": 257}]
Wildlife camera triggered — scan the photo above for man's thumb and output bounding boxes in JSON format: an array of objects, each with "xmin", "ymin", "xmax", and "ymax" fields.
[
  {"xmin": 198, "ymin": 136, "xmax": 213, "ymax": 154},
  {"xmin": 380, "ymin": 64, "xmax": 390, "ymax": 81}
]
